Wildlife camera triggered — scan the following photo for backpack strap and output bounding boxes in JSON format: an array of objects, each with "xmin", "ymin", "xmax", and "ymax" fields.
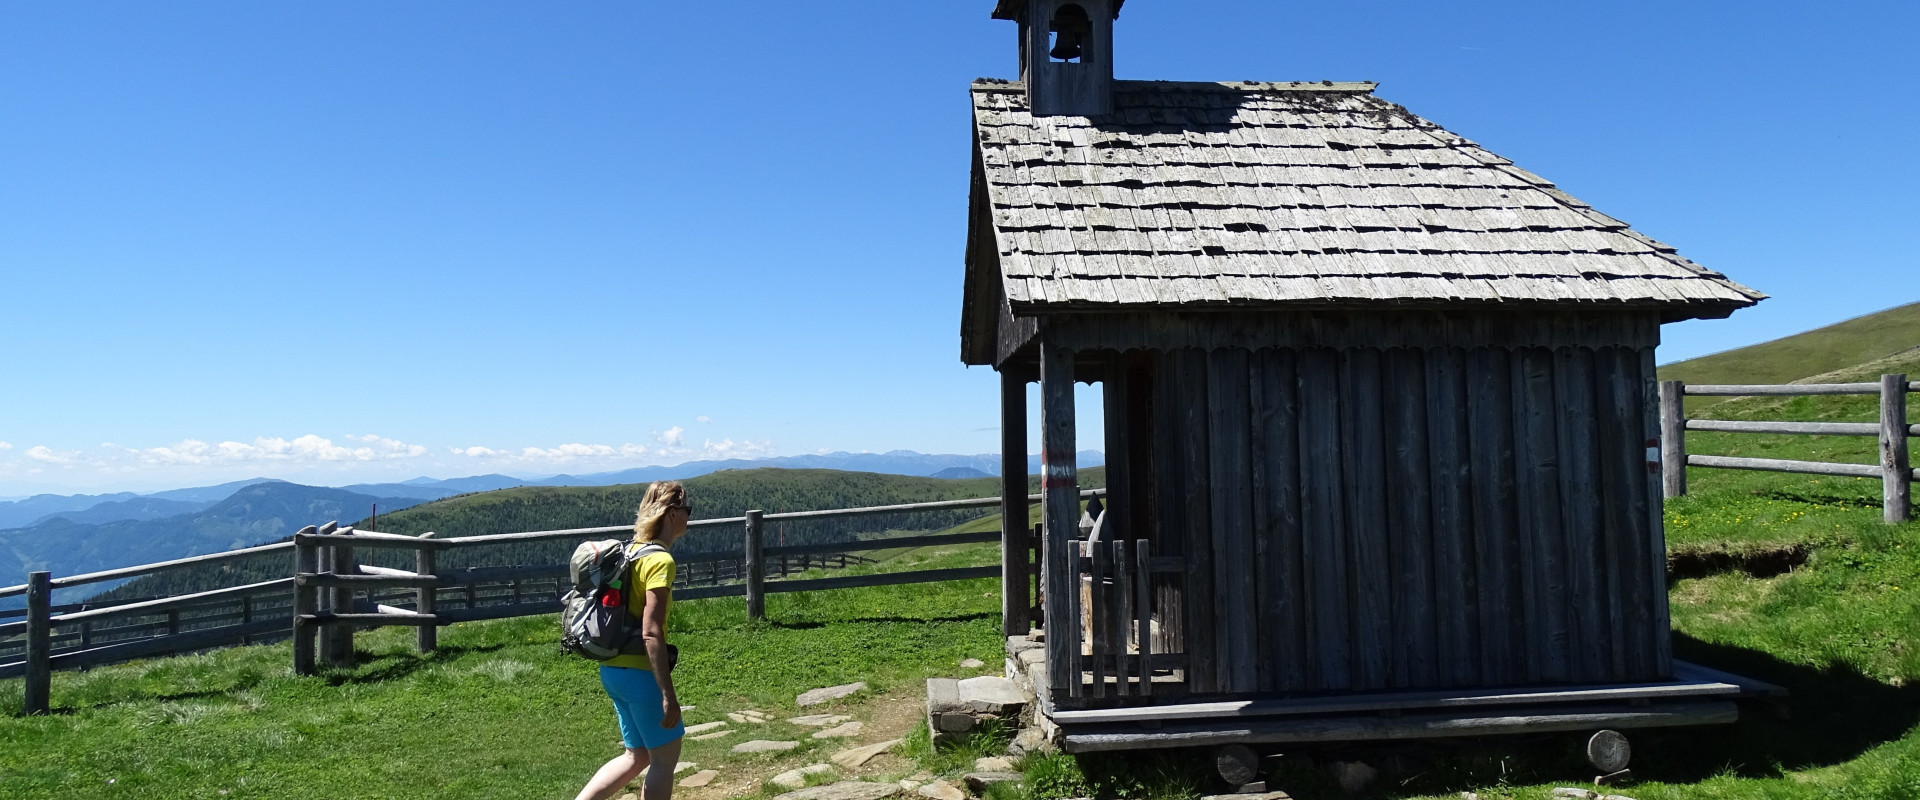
[{"xmin": 619, "ymin": 541, "xmax": 672, "ymax": 657}]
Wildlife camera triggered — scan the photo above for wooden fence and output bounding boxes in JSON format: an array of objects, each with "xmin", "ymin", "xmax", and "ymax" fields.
[
  {"xmin": 1, "ymin": 489, "xmax": 1102, "ymax": 715},
  {"xmin": 1659, "ymin": 373, "xmax": 1916, "ymax": 523}
]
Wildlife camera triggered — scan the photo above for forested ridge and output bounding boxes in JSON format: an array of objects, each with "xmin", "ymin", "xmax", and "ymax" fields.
[{"xmin": 99, "ymin": 466, "xmax": 1104, "ymax": 601}]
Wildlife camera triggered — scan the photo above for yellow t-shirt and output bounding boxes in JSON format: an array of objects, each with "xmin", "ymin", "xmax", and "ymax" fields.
[{"xmin": 604, "ymin": 542, "xmax": 675, "ymax": 671}]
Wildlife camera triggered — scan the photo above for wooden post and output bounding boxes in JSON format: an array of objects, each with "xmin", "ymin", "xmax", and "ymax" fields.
[
  {"xmin": 1001, "ymin": 367, "xmax": 1032, "ymax": 637},
  {"xmin": 745, "ymin": 510, "xmax": 766, "ymax": 620},
  {"xmin": 166, "ymin": 610, "xmax": 180, "ymax": 636},
  {"xmin": 1032, "ymin": 523, "xmax": 1044, "ymax": 627},
  {"xmin": 416, "ymin": 545, "xmax": 437, "ymax": 653},
  {"xmin": 1040, "ymin": 341, "xmax": 1081, "ymax": 700},
  {"xmin": 24, "ymin": 571, "xmax": 52, "ymax": 715},
  {"xmin": 1883, "ymin": 374, "xmax": 1912, "ymax": 523},
  {"xmin": 332, "ymin": 529, "xmax": 358, "ymax": 667},
  {"xmin": 1660, "ymin": 380, "xmax": 1687, "ymax": 498},
  {"xmin": 292, "ymin": 525, "xmax": 318, "ymax": 676},
  {"xmin": 239, "ymin": 594, "xmax": 253, "ymax": 645}
]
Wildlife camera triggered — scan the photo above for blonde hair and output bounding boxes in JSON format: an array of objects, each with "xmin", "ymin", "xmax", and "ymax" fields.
[{"xmin": 633, "ymin": 480, "xmax": 690, "ymax": 542}]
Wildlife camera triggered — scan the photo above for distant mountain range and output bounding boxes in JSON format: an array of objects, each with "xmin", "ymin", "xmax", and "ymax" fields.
[{"xmin": 0, "ymin": 481, "xmax": 426, "ymax": 608}]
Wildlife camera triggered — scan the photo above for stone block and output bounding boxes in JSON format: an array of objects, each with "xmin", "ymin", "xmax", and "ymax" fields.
[{"xmin": 957, "ymin": 676, "xmax": 1025, "ymax": 715}]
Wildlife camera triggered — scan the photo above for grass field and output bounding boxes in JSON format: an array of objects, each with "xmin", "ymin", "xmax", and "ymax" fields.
[{"xmin": 1659, "ymin": 300, "xmax": 1920, "ymax": 389}]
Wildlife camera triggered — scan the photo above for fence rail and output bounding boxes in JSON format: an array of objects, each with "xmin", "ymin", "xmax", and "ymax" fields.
[
  {"xmin": 1659, "ymin": 373, "xmax": 1914, "ymax": 523},
  {"xmin": 5, "ymin": 488, "xmax": 1103, "ymax": 715}
]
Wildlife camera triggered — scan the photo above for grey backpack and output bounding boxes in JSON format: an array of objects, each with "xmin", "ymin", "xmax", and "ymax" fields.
[{"xmin": 559, "ymin": 540, "xmax": 664, "ymax": 661}]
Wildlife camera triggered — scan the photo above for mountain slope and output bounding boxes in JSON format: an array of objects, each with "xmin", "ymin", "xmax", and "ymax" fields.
[
  {"xmin": 0, "ymin": 482, "xmax": 426, "ymax": 604},
  {"xmin": 27, "ymin": 496, "xmax": 208, "ymax": 527},
  {"xmin": 1660, "ymin": 299, "xmax": 1920, "ymax": 386}
]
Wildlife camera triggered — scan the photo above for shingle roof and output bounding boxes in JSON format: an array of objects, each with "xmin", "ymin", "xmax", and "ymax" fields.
[{"xmin": 970, "ymin": 79, "xmax": 1764, "ymax": 313}]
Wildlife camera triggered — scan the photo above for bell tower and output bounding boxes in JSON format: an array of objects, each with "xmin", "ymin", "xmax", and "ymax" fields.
[{"xmin": 993, "ymin": 0, "xmax": 1121, "ymax": 117}]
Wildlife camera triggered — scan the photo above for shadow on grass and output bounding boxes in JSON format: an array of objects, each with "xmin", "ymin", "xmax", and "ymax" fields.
[
  {"xmin": 1062, "ymin": 636, "xmax": 1920, "ymax": 800},
  {"xmin": 767, "ymin": 611, "xmax": 999, "ymax": 630},
  {"xmin": 320, "ymin": 640, "xmax": 513, "ymax": 686}
]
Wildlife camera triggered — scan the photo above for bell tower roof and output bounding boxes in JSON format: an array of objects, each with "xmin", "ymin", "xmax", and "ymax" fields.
[{"xmin": 992, "ymin": 0, "xmax": 1122, "ymax": 20}]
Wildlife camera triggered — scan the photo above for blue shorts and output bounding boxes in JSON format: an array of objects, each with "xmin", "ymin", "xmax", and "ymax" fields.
[{"xmin": 600, "ymin": 666, "xmax": 685, "ymax": 750}]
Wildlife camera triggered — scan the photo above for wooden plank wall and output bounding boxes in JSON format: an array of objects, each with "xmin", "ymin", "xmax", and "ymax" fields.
[{"xmin": 1142, "ymin": 343, "xmax": 1670, "ymax": 696}]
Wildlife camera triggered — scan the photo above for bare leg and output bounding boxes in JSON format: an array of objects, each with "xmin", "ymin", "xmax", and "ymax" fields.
[
  {"xmin": 641, "ymin": 738, "xmax": 682, "ymax": 800},
  {"xmin": 576, "ymin": 748, "xmax": 650, "ymax": 800}
]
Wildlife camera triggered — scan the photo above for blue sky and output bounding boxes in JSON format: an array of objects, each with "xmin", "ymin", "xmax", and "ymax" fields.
[{"xmin": 3, "ymin": 1, "xmax": 1915, "ymax": 493}]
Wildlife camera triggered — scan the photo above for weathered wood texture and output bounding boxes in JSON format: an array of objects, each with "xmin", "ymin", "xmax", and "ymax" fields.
[
  {"xmin": 24, "ymin": 572, "xmax": 50, "ymax": 714},
  {"xmin": 744, "ymin": 510, "xmax": 766, "ymax": 620},
  {"xmin": 1130, "ymin": 343, "xmax": 1670, "ymax": 699},
  {"xmin": 1883, "ymin": 374, "xmax": 1912, "ymax": 523},
  {"xmin": 1041, "ymin": 341, "xmax": 1082, "ymax": 698},
  {"xmin": 1003, "ymin": 369, "xmax": 1032, "ymax": 635}
]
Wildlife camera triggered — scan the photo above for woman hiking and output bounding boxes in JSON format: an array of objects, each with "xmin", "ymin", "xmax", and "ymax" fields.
[{"xmin": 575, "ymin": 481, "xmax": 690, "ymax": 800}]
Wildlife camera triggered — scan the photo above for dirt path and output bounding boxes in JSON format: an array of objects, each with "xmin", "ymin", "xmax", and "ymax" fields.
[{"xmin": 664, "ymin": 684, "xmax": 935, "ymax": 800}]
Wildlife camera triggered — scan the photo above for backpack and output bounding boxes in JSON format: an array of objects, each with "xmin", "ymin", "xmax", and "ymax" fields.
[{"xmin": 560, "ymin": 539, "xmax": 666, "ymax": 661}]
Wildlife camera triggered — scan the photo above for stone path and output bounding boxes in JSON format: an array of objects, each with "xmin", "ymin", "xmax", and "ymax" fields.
[
  {"xmin": 774, "ymin": 781, "xmax": 905, "ymax": 800},
  {"xmin": 831, "ymin": 738, "xmax": 903, "ymax": 769},
  {"xmin": 796, "ymin": 681, "xmax": 867, "ymax": 706},
  {"xmin": 812, "ymin": 721, "xmax": 863, "ymax": 739},
  {"xmin": 732, "ymin": 739, "xmax": 801, "ymax": 754},
  {"xmin": 771, "ymin": 763, "xmax": 837, "ymax": 789}
]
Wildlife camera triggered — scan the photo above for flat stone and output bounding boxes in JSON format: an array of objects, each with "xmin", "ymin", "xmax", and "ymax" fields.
[
  {"xmin": 1200, "ymin": 793, "xmax": 1291, "ymax": 800},
  {"xmin": 730, "ymin": 711, "xmax": 771, "ymax": 724},
  {"xmin": 957, "ymin": 676, "xmax": 1025, "ymax": 715},
  {"xmin": 974, "ymin": 756, "xmax": 1016, "ymax": 772},
  {"xmin": 918, "ymin": 781, "xmax": 966, "ymax": 800},
  {"xmin": 797, "ymin": 682, "xmax": 868, "ymax": 707},
  {"xmin": 788, "ymin": 714, "xmax": 854, "ymax": 727},
  {"xmin": 732, "ymin": 740, "xmax": 800, "ymax": 754},
  {"xmin": 1005, "ymin": 637, "xmax": 1043, "ymax": 655},
  {"xmin": 771, "ymin": 764, "xmax": 837, "ymax": 789},
  {"xmin": 832, "ymin": 738, "xmax": 904, "ymax": 769},
  {"xmin": 685, "ymin": 721, "xmax": 728, "ymax": 735},
  {"xmin": 926, "ymin": 678, "xmax": 964, "ymax": 714},
  {"xmin": 691, "ymin": 730, "xmax": 734, "ymax": 741},
  {"xmin": 774, "ymin": 781, "xmax": 904, "ymax": 800},
  {"xmin": 963, "ymin": 773, "xmax": 1023, "ymax": 793},
  {"xmin": 899, "ymin": 781, "xmax": 922, "ymax": 792},
  {"xmin": 681, "ymin": 770, "xmax": 719, "ymax": 788},
  {"xmin": 960, "ymin": 658, "xmax": 986, "ymax": 669},
  {"xmin": 812, "ymin": 721, "xmax": 864, "ymax": 739},
  {"xmin": 1016, "ymin": 648, "xmax": 1046, "ymax": 667},
  {"xmin": 936, "ymin": 712, "xmax": 974, "ymax": 733}
]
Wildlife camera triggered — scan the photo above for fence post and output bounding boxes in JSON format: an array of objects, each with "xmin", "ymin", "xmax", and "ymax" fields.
[
  {"xmin": 1883, "ymin": 374, "xmax": 1912, "ymax": 523},
  {"xmin": 744, "ymin": 511, "xmax": 765, "ymax": 620},
  {"xmin": 1660, "ymin": 380, "xmax": 1687, "ymax": 498},
  {"xmin": 327, "ymin": 528, "xmax": 356, "ymax": 668},
  {"xmin": 24, "ymin": 571, "xmax": 52, "ymax": 715},
  {"xmin": 416, "ymin": 544, "xmax": 437, "ymax": 653},
  {"xmin": 292, "ymin": 525, "xmax": 318, "ymax": 676}
]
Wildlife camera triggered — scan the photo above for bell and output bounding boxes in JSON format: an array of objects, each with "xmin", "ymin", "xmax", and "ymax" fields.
[{"xmin": 1049, "ymin": 29, "xmax": 1084, "ymax": 61}]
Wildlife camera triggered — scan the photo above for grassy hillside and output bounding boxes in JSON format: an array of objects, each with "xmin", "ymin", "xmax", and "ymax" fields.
[{"xmin": 1659, "ymin": 299, "xmax": 1920, "ymax": 387}]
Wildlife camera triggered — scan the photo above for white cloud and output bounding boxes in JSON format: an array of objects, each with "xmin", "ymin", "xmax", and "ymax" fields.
[
  {"xmin": 455, "ymin": 442, "xmax": 659, "ymax": 464},
  {"xmin": 700, "ymin": 438, "xmax": 774, "ymax": 459},
  {"xmin": 26, "ymin": 446, "xmax": 75, "ymax": 464},
  {"xmin": 130, "ymin": 434, "xmax": 427, "ymax": 466},
  {"xmin": 0, "ymin": 441, "xmax": 12, "ymax": 450},
  {"xmin": 656, "ymin": 426, "xmax": 686, "ymax": 447},
  {"xmin": 695, "ymin": 416, "xmax": 712, "ymax": 424}
]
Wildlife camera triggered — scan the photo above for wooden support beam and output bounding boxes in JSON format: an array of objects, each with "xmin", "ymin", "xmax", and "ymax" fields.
[
  {"xmin": 326, "ymin": 528, "xmax": 355, "ymax": 668},
  {"xmin": 292, "ymin": 525, "xmax": 318, "ymax": 676},
  {"xmin": 1687, "ymin": 454, "xmax": 1883, "ymax": 479},
  {"xmin": 1040, "ymin": 341, "xmax": 1081, "ymax": 701},
  {"xmin": 1002, "ymin": 367, "xmax": 1031, "ymax": 637},
  {"xmin": 24, "ymin": 571, "xmax": 50, "ymax": 715},
  {"xmin": 1884, "ymin": 374, "xmax": 1912, "ymax": 523},
  {"xmin": 416, "ymin": 545, "xmax": 437, "ymax": 653},
  {"xmin": 745, "ymin": 510, "xmax": 766, "ymax": 620},
  {"xmin": 1660, "ymin": 381, "xmax": 1686, "ymax": 499},
  {"xmin": 1059, "ymin": 701, "xmax": 1740, "ymax": 752}
]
